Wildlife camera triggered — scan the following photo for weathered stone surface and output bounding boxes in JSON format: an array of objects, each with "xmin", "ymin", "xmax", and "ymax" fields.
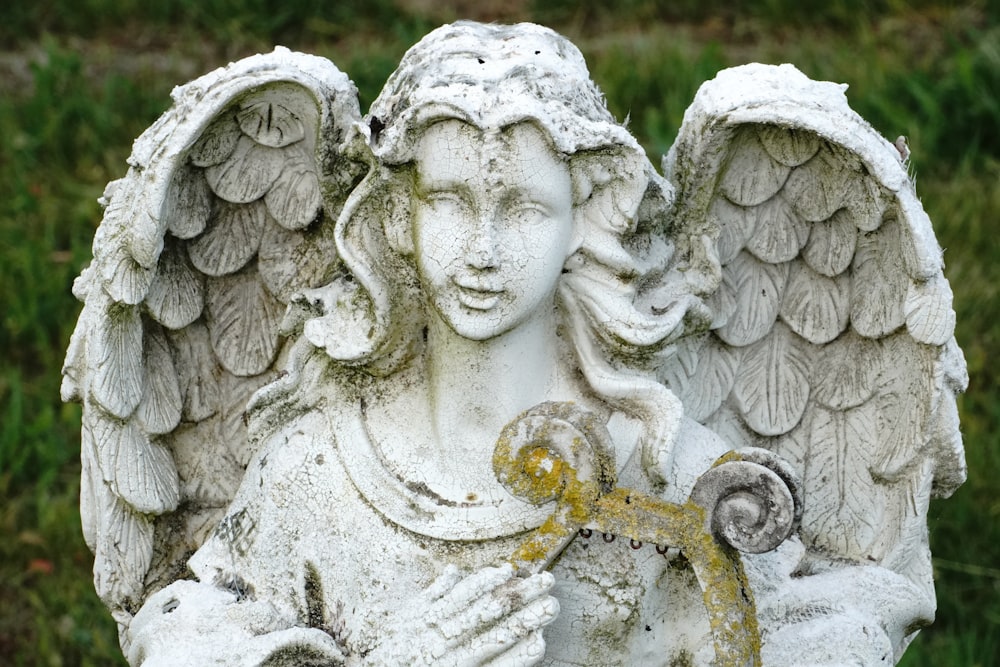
[{"xmin": 63, "ymin": 21, "xmax": 965, "ymax": 666}]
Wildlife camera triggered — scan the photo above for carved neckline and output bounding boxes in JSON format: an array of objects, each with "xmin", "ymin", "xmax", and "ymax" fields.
[
  {"xmin": 332, "ymin": 348, "xmax": 644, "ymax": 540},
  {"xmin": 335, "ymin": 397, "xmax": 554, "ymax": 540}
]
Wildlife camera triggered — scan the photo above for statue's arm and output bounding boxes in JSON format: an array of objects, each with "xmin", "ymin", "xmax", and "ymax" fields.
[
  {"xmin": 126, "ymin": 580, "xmax": 346, "ymax": 667},
  {"xmin": 749, "ymin": 550, "xmax": 934, "ymax": 666},
  {"xmin": 125, "ymin": 410, "xmax": 558, "ymax": 666},
  {"xmin": 124, "ymin": 438, "xmax": 347, "ymax": 666},
  {"xmin": 126, "ymin": 563, "xmax": 558, "ymax": 667}
]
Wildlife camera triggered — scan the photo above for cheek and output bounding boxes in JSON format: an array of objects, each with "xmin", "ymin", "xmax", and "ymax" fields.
[
  {"xmin": 415, "ymin": 211, "xmax": 463, "ymax": 272},
  {"xmin": 510, "ymin": 222, "xmax": 574, "ymax": 272}
]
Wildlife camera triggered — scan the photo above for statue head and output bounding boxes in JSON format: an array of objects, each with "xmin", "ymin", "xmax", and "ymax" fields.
[{"xmin": 305, "ymin": 22, "xmax": 711, "ymax": 478}]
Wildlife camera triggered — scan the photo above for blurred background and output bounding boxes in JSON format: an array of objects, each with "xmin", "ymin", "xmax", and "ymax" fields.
[{"xmin": 1, "ymin": 1, "xmax": 997, "ymax": 664}]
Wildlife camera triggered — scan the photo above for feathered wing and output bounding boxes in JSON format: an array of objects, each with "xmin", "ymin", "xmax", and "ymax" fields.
[
  {"xmin": 660, "ymin": 64, "xmax": 966, "ymax": 614},
  {"xmin": 61, "ymin": 48, "xmax": 365, "ymax": 629}
]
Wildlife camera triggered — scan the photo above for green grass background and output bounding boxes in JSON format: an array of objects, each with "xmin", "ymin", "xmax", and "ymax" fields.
[{"xmin": 1, "ymin": 1, "xmax": 998, "ymax": 664}]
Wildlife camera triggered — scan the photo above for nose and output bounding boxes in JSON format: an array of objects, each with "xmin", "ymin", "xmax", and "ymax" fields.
[{"xmin": 465, "ymin": 213, "xmax": 498, "ymax": 270}]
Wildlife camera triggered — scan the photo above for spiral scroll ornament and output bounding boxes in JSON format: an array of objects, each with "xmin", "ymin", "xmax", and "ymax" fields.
[{"xmin": 690, "ymin": 447, "xmax": 803, "ymax": 554}]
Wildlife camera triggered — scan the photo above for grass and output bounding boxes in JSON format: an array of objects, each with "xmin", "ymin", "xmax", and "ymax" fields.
[
  {"xmin": 896, "ymin": 164, "xmax": 1000, "ymax": 666},
  {"xmin": 1, "ymin": 1, "xmax": 997, "ymax": 664}
]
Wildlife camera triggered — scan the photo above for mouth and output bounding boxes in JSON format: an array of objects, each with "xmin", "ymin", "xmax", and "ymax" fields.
[{"xmin": 453, "ymin": 279, "xmax": 503, "ymax": 311}]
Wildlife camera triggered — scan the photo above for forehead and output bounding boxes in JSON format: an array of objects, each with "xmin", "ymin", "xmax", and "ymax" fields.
[{"xmin": 414, "ymin": 120, "xmax": 567, "ymax": 190}]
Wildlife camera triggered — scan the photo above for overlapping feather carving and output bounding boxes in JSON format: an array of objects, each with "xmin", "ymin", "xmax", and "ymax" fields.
[
  {"xmin": 62, "ymin": 52, "xmax": 965, "ymax": 647},
  {"xmin": 61, "ymin": 48, "xmax": 364, "ymax": 624},
  {"xmin": 660, "ymin": 64, "xmax": 966, "ymax": 593}
]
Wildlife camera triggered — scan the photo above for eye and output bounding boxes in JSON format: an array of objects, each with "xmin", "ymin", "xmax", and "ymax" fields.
[
  {"xmin": 507, "ymin": 202, "xmax": 549, "ymax": 226},
  {"xmin": 422, "ymin": 191, "xmax": 470, "ymax": 215}
]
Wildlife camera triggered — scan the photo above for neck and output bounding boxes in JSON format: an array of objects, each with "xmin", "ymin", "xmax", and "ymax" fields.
[{"xmin": 424, "ymin": 306, "xmax": 567, "ymax": 486}]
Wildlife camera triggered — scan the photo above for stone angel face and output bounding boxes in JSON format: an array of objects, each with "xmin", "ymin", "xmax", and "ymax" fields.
[
  {"xmin": 411, "ymin": 120, "xmax": 578, "ymax": 341},
  {"xmin": 62, "ymin": 20, "xmax": 965, "ymax": 667}
]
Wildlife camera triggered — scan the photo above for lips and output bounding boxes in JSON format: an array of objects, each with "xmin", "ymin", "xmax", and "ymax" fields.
[{"xmin": 453, "ymin": 277, "xmax": 504, "ymax": 310}]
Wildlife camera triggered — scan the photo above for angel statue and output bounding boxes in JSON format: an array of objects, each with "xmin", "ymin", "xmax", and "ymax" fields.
[{"xmin": 62, "ymin": 21, "xmax": 966, "ymax": 667}]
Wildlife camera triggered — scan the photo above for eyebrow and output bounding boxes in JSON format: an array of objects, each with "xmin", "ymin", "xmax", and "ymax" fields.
[
  {"xmin": 414, "ymin": 173, "xmax": 473, "ymax": 195},
  {"xmin": 499, "ymin": 184, "xmax": 560, "ymax": 205}
]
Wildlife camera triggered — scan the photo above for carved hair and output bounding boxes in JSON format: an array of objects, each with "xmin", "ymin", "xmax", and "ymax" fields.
[{"xmin": 306, "ymin": 22, "xmax": 712, "ymax": 480}]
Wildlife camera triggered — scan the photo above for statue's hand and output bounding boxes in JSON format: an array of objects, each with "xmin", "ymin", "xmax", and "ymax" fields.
[{"xmin": 367, "ymin": 564, "xmax": 558, "ymax": 667}]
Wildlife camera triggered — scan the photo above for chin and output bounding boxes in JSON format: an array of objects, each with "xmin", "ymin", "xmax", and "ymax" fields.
[
  {"xmin": 444, "ymin": 318, "xmax": 510, "ymax": 342},
  {"xmin": 438, "ymin": 306, "xmax": 517, "ymax": 342}
]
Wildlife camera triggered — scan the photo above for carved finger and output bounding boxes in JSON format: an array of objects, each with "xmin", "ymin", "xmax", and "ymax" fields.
[
  {"xmin": 466, "ymin": 600, "xmax": 556, "ymax": 666},
  {"xmin": 424, "ymin": 564, "xmax": 464, "ymax": 601},
  {"xmin": 482, "ymin": 630, "xmax": 547, "ymax": 667},
  {"xmin": 429, "ymin": 564, "xmax": 516, "ymax": 622},
  {"xmin": 436, "ymin": 571, "xmax": 555, "ymax": 640}
]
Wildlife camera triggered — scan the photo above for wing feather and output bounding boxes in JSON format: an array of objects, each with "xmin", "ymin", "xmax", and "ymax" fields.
[
  {"xmin": 662, "ymin": 64, "xmax": 966, "ymax": 655},
  {"xmin": 845, "ymin": 175, "xmax": 888, "ymax": 233},
  {"xmin": 188, "ymin": 198, "xmax": 268, "ymax": 276},
  {"xmin": 135, "ymin": 323, "xmax": 183, "ymax": 435},
  {"xmin": 716, "ymin": 251, "xmax": 789, "ymax": 346},
  {"xmin": 803, "ymin": 403, "xmax": 883, "ymax": 556},
  {"xmin": 810, "ymin": 332, "xmax": 880, "ymax": 410},
  {"xmin": 94, "ymin": 497, "xmax": 154, "ymax": 613},
  {"xmin": 905, "ymin": 274, "xmax": 956, "ymax": 346},
  {"xmin": 705, "ymin": 266, "xmax": 738, "ymax": 329},
  {"xmin": 850, "ymin": 218, "xmax": 909, "ymax": 337},
  {"xmin": 62, "ymin": 48, "xmax": 364, "ymax": 631},
  {"xmin": 237, "ymin": 99, "xmax": 307, "ymax": 148},
  {"xmin": 89, "ymin": 408, "xmax": 179, "ymax": 515},
  {"xmin": 709, "ymin": 196, "xmax": 755, "ymax": 264},
  {"xmin": 769, "ymin": 417, "xmax": 810, "ymax": 479},
  {"xmin": 659, "ymin": 332, "xmax": 705, "ymax": 392},
  {"xmin": 167, "ymin": 321, "xmax": 221, "ymax": 422},
  {"xmin": 188, "ymin": 113, "xmax": 241, "ymax": 167},
  {"xmin": 264, "ymin": 146, "xmax": 324, "ymax": 230},
  {"xmin": 204, "ymin": 135, "xmax": 285, "ymax": 203},
  {"xmin": 144, "ymin": 238, "xmax": 205, "ymax": 330},
  {"xmin": 873, "ymin": 334, "xmax": 934, "ymax": 480},
  {"xmin": 779, "ymin": 259, "xmax": 850, "ymax": 345},
  {"xmin": 743, "ymin": 193, "xmax": 809, "ymax": 263},
  {"xmin": 163, "ymin": 164, "xmax": 213, "ymax": 239},
  {"xmin": 801, "ymin": 207, "xmax": 856, "ymax": 277},
  {"xmin": 205, "ymin": 265, "xmax": 285, "ymax": 376},
  {"xmin": 784, "ymin": 145, "xmax": 857, "ymax": 223},
  {"xmin": 756, "ymin": 125, "xmax": 820, "ymax": 167},
  {"xmin": 258, "ymin": 209, "xmax": 341, "ymax": 302},
  {"xmin": 98, "ymin": 239, "xmax": 156, "ymax": 306},
  {"xmin": 80, "ymin": 420, "xmax": 100, "ymax": 552},
  {"xmin": 90, "ymin": 298, "xmax": 144, "ymax": 420},
  {"xmin": 731, "ymin": 321, "xmax": 811, "ymax": 436},
  {"xmin": 661, "ymin": 334, "xmax": 742, "ymax": 423},
  {"xmin": 718, "ymin": 128, "xmax": 790, "ymax": 206}
]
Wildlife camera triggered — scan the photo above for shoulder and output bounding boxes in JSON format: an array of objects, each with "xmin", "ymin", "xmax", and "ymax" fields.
[
  {"xmin": 245, "ymin": 381, "xmax": 368, "ymax": 503},
  {"xmin": 244, "ymin": 341, "xmax": 373, "ymax": 456},
  {"xmin": 187, "ymin": 403, "xmax": 354, "ymax": 580},
  {"xmin": 253, "ymin": 409, "xmax": 336, "ymax": 481}
]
